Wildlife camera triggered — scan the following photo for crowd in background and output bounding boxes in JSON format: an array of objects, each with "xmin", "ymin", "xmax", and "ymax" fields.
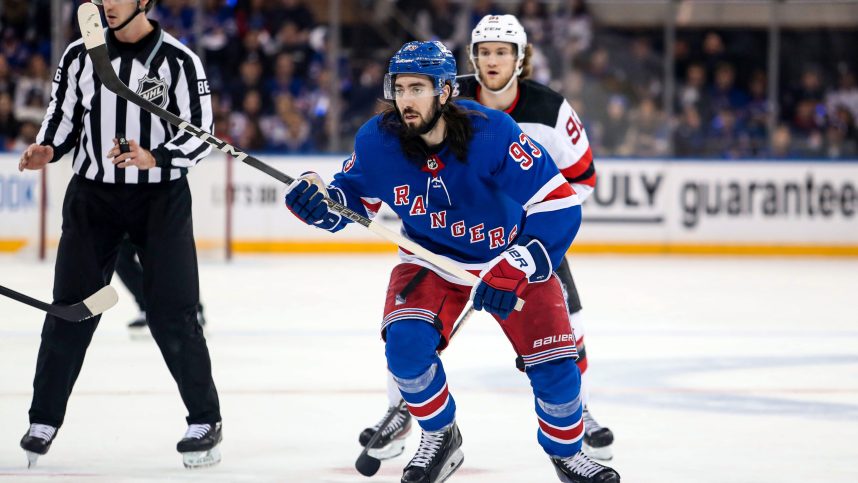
[{"xmin": 1, "ymin": 0, "xmax": 857, "ymax": 159}]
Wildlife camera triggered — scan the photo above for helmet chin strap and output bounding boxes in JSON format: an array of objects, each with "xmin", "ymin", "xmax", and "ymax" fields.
[
  {"xmin": 109, "ymin": 0, "xmax": 144, "ymax": 32},
  {"xmin": 475, "ymin": 65, "xmax": 521, "ymax": 95}
]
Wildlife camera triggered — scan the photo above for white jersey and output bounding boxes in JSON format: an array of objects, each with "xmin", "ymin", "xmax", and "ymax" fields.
[{"xmin": 459, "ymin": 77, "xmax": 595, "ymax": 201}]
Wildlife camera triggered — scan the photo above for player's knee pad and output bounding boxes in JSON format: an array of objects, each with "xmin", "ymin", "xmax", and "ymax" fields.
[
  {"xmin": 526, "ymin": 357, "xmax": 581, "ymax": 406},
  {"xmin": 385, "ymin": 319, "xmax": 441, "ymax": 379}
]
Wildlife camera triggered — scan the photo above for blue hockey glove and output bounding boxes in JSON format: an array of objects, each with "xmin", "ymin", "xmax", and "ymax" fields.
[
  {"xmin": 285, "ymin": 179, "xmax": 328, "ymax": 225},
  {"xmin": 472, "ymin": 239, "xmax": 552, "ymax": 320},
  {"xmin": 284, "ymin": 172, "xmax": 345, "ymax": 232}
]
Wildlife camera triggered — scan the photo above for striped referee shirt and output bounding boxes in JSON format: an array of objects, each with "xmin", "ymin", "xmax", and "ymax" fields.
[{"xmin": 36, "ymin": 22, "xmax": 213, "ymax": 184}]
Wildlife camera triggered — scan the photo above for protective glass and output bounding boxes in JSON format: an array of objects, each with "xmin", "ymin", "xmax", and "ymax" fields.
[{"xmin": 383, "ymin": 74, "xmax": 443, "ymax": 101}]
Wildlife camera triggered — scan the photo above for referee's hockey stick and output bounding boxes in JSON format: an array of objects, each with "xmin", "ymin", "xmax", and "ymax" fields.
[
  {"xmin": 0, "ymin": 283, "xmax": 119, "ymax": 322},
  {"xmin": 77, "ymin": 2, "xmax": 523, "ymax": 311}
]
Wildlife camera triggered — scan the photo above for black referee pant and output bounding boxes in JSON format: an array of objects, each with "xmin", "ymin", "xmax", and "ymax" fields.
[
  {"xmin": 28, "ymin": 174, "xmax": 221, "ymax": 427},
  {"xmin": 115, "ymin": 236, "xmax": 146, "ymax": 313}
]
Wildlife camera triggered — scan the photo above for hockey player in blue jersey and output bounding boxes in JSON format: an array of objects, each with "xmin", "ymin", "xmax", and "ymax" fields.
[{"xmin": 284, "ymin": 41, "xmax": 620, "ymax": 483}]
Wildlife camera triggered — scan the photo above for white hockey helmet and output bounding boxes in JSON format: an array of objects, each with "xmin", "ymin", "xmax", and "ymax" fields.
[{"xmin": 469, "ymin": 14, "xmax": 528, "ymax": 94}]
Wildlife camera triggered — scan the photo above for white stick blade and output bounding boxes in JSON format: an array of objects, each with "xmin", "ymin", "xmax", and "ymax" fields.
[
  {"xmin": 82, "ymin": 285, "xmax": 119, "ymax": 316},
  {"xmin": 77, "ymin": 3, "xmax": 105, "ymax": 50}
]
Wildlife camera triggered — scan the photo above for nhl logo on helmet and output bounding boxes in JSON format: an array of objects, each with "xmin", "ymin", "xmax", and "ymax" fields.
[{"xmin": 136, "ymin": 76, "xmax": 168, "ymax": 108}]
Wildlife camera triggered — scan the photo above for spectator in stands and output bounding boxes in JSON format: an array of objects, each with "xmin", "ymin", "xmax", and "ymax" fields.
[
  {"xmin": 267, "ymin": 52, "xmax": 304, "ymax": 100},
  {"xmin": 11, "ymin": 118, "xmax": 39, "ymax": 152},
  {"xmin": 678, "ymin": 63, "xmax": 710, "ymax": 120},
  {"xmin": 744, "ymin": 70, "xmax": 770, "ymax": 156},
  {"xmin": 706, "ymin": 108, "xmax": 746, "ymax": 158},
  {"xmin": 627, "ymin": 97, "xmax": 669, "ymax": 157},
  {"xmin": 0, "ymin": 56, "xmax": 15, "ymax": 98},
  {"xmin": 783, "ymin": 66, "xmax": 825, "ymax": 123},
  {"xmin": 469, "ymin": 0, "xmax": 502, "ymax": 28},
  {"xmin": 0, "ymin": 92, "xmax": 19, "ymax": 149},
  {"xmin": 517, "ymin": 0, "xmax": 549, "ymax": 47},
  {"xmin": 826, "ymin": 65, "xmax": 858, "ymax": 125},
  {"xmin": 154, "ymin": 0, "xmax": 196, "ymax": 44},
  {"xmin": 552, "ymin": 0, "xmax": 592, "ymax": 60},
  {"xmin": 14, "ymin": 54, "xmax": 50, "ymax": 120},
  {"xmin": 600, "ymin": 94, "xmax": 632, "ymax": 156},
  {"xmin": 269, "ymin": 21, "xmax": 314, "ymax": 77},
  {"xmin": 625, "ymin": 36, "xmax": 663, "ymax": 103},
  {"xmin": 230, "ymin": 55, "xmax": 270, "ymax": 110},
  {"xmin": 674, "ymin": 105, "xmax": 705, "ymax": 157},
  {"xmin": 280, "ymin": 108, "xmax": 313, "ymax": 153},
  {"xmin": 768, "ymin": 124, "xmax": 797, "ymax": 158},
  {"xmin": 710, "ymin": 62, "xmax": 748, "ymax": 113},
  {"xmin": 700, "ymin": 31, "xmax": 729, "ymax": 78},
  {"xmin": 267, "ymin": 0, "xmax": 315, "ymax": 36},
  {"xmin": 230, "ymin": 89, "xmax": 266, "ymax": 150},
  {"xmin": 415, "ymin": 0, "xmax": 469, "ymax": 55},
  {"xmin": 823, "ymin": 104, "xmax": 858, "ymax": 158}
]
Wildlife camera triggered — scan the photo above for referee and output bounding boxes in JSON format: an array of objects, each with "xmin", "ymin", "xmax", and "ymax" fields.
[{"xmin": 17, "ymin": 0, "xmax": 222, "ymax": 469}]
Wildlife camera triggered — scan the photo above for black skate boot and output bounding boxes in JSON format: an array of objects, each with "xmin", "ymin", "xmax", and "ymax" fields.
[
  {"xmin": 127, "ymin": 311, "xmax": 149, "ymax": 340},
  {"xmin": 359, "ymin": 402, "xmax": 412, "ymax": 459},
  {"xmin": 582, "ymin": 407, "xmax": 614, "ymax": 461},
  {"xmin": 20, "ymin": 423, "xmax": 58, "ymax": 468},
  {"xmin": 177, "ymin": 422, "xmax": 222, "ymax": 469},
  {"xmin": 401, "ymin": 422, "xmax": 464, "ymax": 483},
  {"xmin": 551, "ymin": 451, "xmax": 620, "ymax": 483}
]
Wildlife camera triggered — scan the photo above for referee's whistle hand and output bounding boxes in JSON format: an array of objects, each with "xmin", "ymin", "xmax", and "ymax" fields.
[
  {"xmin": 18, "ymin": 143, "xmax": 53, "ymax": 172},
  {"xmin": 107, "ymin": 138, "xmax": 156, "ymax": 170}
]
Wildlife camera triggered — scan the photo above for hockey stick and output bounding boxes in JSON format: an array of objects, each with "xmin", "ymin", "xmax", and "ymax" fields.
[
  {"xmin": 354, "ymin": 302, "xmax": 474, "ymax": 476},
  {"xmin": 76, "ymin": 2, "xmax": 523, "ymax": 312},
  {"xmin": 0, "ymin": 284, "xmax": 118, "ymax": 322}
]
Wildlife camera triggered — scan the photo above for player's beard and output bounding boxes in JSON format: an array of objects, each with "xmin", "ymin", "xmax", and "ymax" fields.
[
  {"xmin": 401, "ymin": 100, "xmax": 441, "ymax": 136},
  {"xmin": 479, "ymin": 64, "xmax": 516, "ymax": 92}
]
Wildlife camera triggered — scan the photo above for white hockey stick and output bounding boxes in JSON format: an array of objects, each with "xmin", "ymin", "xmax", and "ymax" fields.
[
  {"xmin": 76, "ymin": 2, "xmax": 523, "ymax": 311},
  {"xmin": 0, "ymin": 283, "xmax": 118, "ymax": 322}
]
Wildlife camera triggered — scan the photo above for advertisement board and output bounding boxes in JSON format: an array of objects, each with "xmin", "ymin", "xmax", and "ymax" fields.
[{"xmin": 2, "ymin": 154, "xmax": 856, "ymax": 256}]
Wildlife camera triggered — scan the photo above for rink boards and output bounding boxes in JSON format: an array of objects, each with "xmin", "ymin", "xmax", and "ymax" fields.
[{"xmin": 1, "ymin": 154, "xmax": 857, "ymax": 256}]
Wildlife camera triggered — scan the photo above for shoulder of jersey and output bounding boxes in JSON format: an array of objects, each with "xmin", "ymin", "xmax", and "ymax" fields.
[
  {"xmin": 456, "ymin": 75, "xmax": 479, "ymax": 98},
  {"xmin": 355, "ymin": 113, "xmax": 399, "ymax": 156},
  {"xmin": 160, "ymin": 30, "xmax": 189, "ymax": 53},
  {"xmin": 456, "ymin": 99, "xmax": 515, "ymax": 130},
  {"xmin": 514, "ymin": 79, "xmax": 565, "ymax": 126}
]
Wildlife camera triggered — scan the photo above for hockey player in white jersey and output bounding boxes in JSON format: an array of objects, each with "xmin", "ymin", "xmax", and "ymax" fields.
[{"xmin": 358, "ymin": 15, "xmax": 615, "ymax": 480}]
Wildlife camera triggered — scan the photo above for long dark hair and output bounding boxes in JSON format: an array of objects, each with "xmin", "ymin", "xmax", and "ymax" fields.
[{"xmin": 379, "ymin": 99, "xmax": 483, "ymax": 167}]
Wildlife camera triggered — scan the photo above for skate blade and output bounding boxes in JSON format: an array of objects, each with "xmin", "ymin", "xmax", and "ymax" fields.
[
  {"xmin": 583, "ymin": 442, "xmax": 613, "ymax": 461},
  {"xmin": 435, "ymin": 448, "xmax": 464, "ymax": 483},
  {"xmin": 366, "ymin": 436, "xmax": 407, "ymax": 460},
  {"xmin": 182, "ymin": 445, "xmax": 221, "ymax": 469},
  {"xmin": 25, "ymin": 451, "xmax": 39, "ymax": 469}
]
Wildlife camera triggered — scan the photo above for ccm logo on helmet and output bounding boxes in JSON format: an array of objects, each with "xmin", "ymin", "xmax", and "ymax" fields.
[{"xmin": 533, "ymin": 333, "xmax": 575, "ymax": 349}]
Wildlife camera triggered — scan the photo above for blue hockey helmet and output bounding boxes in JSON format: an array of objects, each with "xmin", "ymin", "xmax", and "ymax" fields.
[{"xmin": 384, "ymin": 41, "xmax": 459, "ymax": 100}]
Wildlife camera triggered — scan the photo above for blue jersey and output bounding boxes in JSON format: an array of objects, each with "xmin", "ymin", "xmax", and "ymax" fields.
[{"xmin": 327, "ymin": 100, "xmax": 581, "ymax": 279}]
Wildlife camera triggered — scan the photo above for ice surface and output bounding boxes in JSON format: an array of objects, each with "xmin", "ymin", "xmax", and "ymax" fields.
[{"xmin": 1, "ymin": 254, "xmax": 857, "ymax": 482}]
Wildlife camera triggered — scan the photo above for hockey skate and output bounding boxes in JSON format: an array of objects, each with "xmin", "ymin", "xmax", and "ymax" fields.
[
  {"xmin": 582, "ymin": 407, "xmax": 614, "ymax": 461},
  {"xmin": 20, "ymin": 424, "xmax": 58, "ymax": 468},
  {"xmin": 550, "ymin": 451, "xmax": 620, "ymax": 483},
  {"xmin": 177, "ymin": 422, "xmax": 222, "ymax": 469},
  {"xmin": 401, "ymin": 422, "xmax": 463, "ymax": 483},
  {"xmin": 127, "ymin": 311, "xmax": 149, "ymax": 340},
  {"xmin": 359, "ymin": 402, "xmax": 412, "ymax": 459}
]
